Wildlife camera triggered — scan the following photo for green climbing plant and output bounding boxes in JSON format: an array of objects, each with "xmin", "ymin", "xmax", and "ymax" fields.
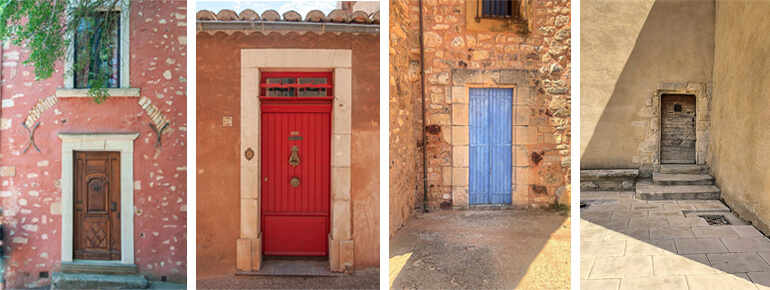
[{"xmin": 0, "ymin": 0, "xmax": 123, "ymax": 103}]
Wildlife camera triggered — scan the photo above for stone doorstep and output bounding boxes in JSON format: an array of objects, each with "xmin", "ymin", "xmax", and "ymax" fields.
[
  {"xmin": 61, "ymin": 261, "xmax": 138, "ymax": 275},
  {"xmin": 636, "ymin": 184, "xmax": 721, "ymax": 200},
  {"xmin": 51, "ymin": 272, "xmax": 148, "ymax": 289},
  {"xmin": 580, "ymin": 169, "xmax": 640, "ymax": 180},
  {"xmin": 658, "ymin": 164, "xmax": 710, "ymax": 174},
  {"xmin": 652, "ymin": 173, "xmax": 714, "ymax": 186}
]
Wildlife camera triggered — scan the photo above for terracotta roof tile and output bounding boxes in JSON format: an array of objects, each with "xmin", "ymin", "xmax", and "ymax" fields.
[{"xmin": 196, "ymin": 9, "xmax": 380, "ymax": 25}]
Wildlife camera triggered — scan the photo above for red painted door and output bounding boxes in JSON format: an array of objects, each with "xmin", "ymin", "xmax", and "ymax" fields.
[{"xmin": 261, "ymin": 97, "xmax": 332, "ymax": 256}]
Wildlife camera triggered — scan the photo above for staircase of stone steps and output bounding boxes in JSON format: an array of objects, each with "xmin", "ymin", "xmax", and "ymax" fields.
[{"xmin": 636, "ymin": 165, "xmax": 722, "ymax": 200}]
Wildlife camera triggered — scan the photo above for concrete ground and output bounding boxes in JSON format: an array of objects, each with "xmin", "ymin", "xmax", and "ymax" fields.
[
  {"xmin": 581, "ymin": 190, "xmax": 770, "ymax": 289},
  {"xmin": 389, "ymin": 209, "xmax": 571, "ymax": 289},
  {"xmin": 196, "ymin": 268, "xmax": 379, "ymax": 289}
]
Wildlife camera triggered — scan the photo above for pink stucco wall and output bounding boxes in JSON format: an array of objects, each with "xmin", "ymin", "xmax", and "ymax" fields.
[{"xmin": 0, "ymin": 1, "xmax": 187, "ymax": 287}]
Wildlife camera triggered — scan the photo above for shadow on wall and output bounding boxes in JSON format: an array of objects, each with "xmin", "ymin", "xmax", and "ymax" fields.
[
  {"xmin": 580, "ymin": 0, "xmax": 714, "ymax": 169},
  {"xmin": 389, "ymin": 210, "xmax": 570, "ymax": 289}
]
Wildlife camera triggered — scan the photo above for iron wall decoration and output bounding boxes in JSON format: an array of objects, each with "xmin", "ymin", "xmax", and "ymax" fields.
[
  {"xmin": 21, "ymin": 95, "xmax": 59, "ymax": 154},
  {"xmin": 289, "ymin": 145, "xmax": 300, "ymax": 167},
  {"xmin": 139, "ymin": 97, "xmax": 171, "ymax": 149},
  {"xmin": 245, "ymin": 148, "xmax": 254, "ymax": 160}
]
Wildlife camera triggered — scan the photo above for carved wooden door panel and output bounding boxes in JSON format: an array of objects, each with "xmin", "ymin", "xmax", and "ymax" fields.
[
  {"xmin": 74, "ymin": 151, "xmax": 121, "ymax": 260},
  {"xmin": 661, "ymin": 94, "xmax": 696, "ymax": 164},
  {"xmin": 261, "ymin": 96, "xmax": 332, "ymax": 256}
]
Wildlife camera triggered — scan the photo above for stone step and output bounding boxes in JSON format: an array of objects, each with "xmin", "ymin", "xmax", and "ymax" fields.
[
  {"xmin": 61, "ymin": 261, "xmax": 138, "ymax": 275},
  {"xmin": 636, "ymin": 184, "xmax": 721, "ymax": 200},
  {"xmin": 652, "ymin": 173, "xmax": 714, "ymax": 186},
  {"xmin": 659, "ymin": 164, "xmax": 710, "ymax": 174},
  {"xmin": 51, "ymin": 272, "xmax": 148, "ymax": 289}
]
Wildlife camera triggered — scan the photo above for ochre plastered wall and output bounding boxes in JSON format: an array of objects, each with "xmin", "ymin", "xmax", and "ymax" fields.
[
  {"xmin": 405, "ymin": 0, "xmax": 572, "ymax": 211},
  {"xmin": 710, "ymin": 0, "xmax": 770, "ymax": 235},
  {"xmin": 389, "ymin": 0, "xmax": 420, "ymax": 237},
  {"xmin": 196, "ymin": 31, "xmax": 379, "ymax": 278},
  {"xmin": 0, "ymin": 1, "xmax": 187, "ymax": 287},
  {"xmin": 580, "ymin": 0, "xmax": 714, "ymax": 169}
]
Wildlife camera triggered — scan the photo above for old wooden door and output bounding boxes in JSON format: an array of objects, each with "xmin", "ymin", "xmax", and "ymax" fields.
[
  {"xmin": 469, "ymin": 88, "xmax": 512, "ymax": 204},
  {"xmin": 73, "ymin": 151, "xmax": 121, "ymax": 260},
  {"xmin": 260, "ymin": 72, "xmax": 332, "ymax": 256},
  {"xmin": 661, "ymin": 94, "xmax": 696, "ymax": 164}
]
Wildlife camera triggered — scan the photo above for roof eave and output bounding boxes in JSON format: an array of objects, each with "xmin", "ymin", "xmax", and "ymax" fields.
[{"xmin": 196, "ymin": 21, "xmax": 380, "ymax": 34}]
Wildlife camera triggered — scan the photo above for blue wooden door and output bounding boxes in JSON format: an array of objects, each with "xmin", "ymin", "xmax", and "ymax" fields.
[{"xmin": 469, "ymin": 88, "xmax": 512, "ymax": 204}]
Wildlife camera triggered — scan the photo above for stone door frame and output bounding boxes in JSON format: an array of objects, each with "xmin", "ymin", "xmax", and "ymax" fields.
[
  {"xmin": 652, "ymin": 82, "xmax": 711, "ymax": 168},
  {"xmin": 58, "ymin": 133, "xmax": 139, "ymax": 265},
  {"xmin": 239, "ymin": 49, "xmax": 354, "ymax": 272},
  {"xmin": 447, "ymin": 69, "xmax": 532, "ymax": 208}
]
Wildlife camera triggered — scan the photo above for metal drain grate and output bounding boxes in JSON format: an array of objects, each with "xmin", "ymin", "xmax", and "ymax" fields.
[{"xmin": 699, "ymin": 214, "xmax": 731, "ymax": 225}]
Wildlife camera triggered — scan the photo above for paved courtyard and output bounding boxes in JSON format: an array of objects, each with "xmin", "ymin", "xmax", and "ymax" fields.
[
  {"xmin": 581, "ymin": 190, "xmax": 770, "ymax": 289},
  {"xmin": 390, "ymin": 209, "xmax": 570, "ymax": 289}
]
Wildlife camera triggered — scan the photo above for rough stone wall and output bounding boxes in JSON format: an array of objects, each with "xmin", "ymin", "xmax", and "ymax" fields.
[
  {"xmin": 580, "ymin": 0, "xmax": 714, "ymax": 170},
  {"xmin": 196, "ymin": 31, "xmax": 380, "ymax": 277},
  {"xmin": 407, "ymin": 0, "xmax": 571, "ymax": 210},
  {"xmin": 710, "ymin": 0, "xmax": 770, "ymax": 235},
  {"xmin": 388, "ymin": 0, "xmax": 420, "ymax": 237},
  {"xmin": 0, "ymin": 1, "xmax": 187, "ymax": 287}
]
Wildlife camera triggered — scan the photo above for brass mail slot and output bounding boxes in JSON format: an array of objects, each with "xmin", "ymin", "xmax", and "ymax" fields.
[{"xmin": 288, "ymin": 136, "xmax": 303, "ymax": 140}]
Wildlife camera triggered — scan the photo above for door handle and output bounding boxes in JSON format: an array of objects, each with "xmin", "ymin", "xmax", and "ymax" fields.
[
  {"xmin": 111, "ymin": 201, "xmax": 118, "ymax": 211},
  {"xmin": 291, "ymin": 177, "xmax": 300, "ymax": 187}
]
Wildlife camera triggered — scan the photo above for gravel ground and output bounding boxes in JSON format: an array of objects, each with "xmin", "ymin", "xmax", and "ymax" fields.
[
  {"xmin": 389, "ymin": 208, "xmax": 571, "ymax": 289},
  {"xmin": 197, "ymin": 267, "xmax": 380, "ymax": 289}
]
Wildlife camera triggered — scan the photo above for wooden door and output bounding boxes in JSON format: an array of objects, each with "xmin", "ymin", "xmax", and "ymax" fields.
[
  {"xmin": 661, "ymin": 94, "xmax": 696, "ymax": 164},
  {"xmin": 74, "ymin": 151, "xmax": 121, "ymax": 260},
  {"xmin": 469, "ymin": 88, "xmax": 513, "ymax": 204},
  {"xmin": 261, "ymin": 97, "xmax": 332, "ymax": 256}
]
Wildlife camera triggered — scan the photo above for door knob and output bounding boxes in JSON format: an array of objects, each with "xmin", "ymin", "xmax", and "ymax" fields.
[{"xmin": 291, "ymin": 177, "xmax": 300, "ymax": 187}]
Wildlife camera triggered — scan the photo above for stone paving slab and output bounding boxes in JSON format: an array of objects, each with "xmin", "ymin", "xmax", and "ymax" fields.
[
  {"xmin": 675, "ymin": 238, "xmax": 729, "ymax": 254},
  {"xmin": 581, "ymin": 190, "xmax": 770, "ymax": 289},
  {"xmin": 620, "ymin": 276, "xmax": 688, "ymax": 290},
  {"xmin": 652, "ymin": 254, "xmax": 715, "ymax": 276},
  {"xmin": 589, "ymin": 256, "xmax": 654, "ymax": 279}
]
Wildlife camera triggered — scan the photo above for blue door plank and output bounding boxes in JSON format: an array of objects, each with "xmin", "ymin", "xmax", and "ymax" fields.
[
  {"xmin": 469, "ymin": 88, "xmax": 489, "ymax": 204},
  {"xmin": 468, "ymin": 88, "xmax": 512, "ymax": 205}
]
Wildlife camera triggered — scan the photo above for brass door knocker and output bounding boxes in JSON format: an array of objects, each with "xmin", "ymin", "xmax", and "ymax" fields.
[{"xmin": 289, "ymin": 145, "xmax": 300, "ymax": 167}]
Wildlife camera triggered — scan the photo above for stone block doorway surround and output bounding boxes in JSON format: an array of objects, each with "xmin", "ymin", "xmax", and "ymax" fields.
[
  {"xmin": 447, "ymin": 69, "xmax": 533, "ymax": 208},
  {"xmin": 648, "ymin": 82, "xmax": 711, "ymax": 174},
  {"xmin": 58, "ymin": 133, "xmax": 139, "ymax": 265},
  {"xmin": 238, "ymin": 49, "xmax": 354, "ymax": 272}
]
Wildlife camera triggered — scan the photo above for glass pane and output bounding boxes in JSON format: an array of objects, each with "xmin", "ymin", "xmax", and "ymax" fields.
[
  {"xmin": 266, "ymin": 78, "xmax": 295, "ymax": 97},
  {"xmin": 74, "ymin": 11, "xmax": 120, "ymax": 88},
  {"xmin": 297, "ymin": 77, "xmax": 327, "ymax": 97}
]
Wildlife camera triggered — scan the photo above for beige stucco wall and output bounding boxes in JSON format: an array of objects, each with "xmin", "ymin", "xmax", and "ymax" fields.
[
  {"xmin": 581, "ymin": 0, "xmax": 714, "ymax": 169},
  {"xmin": 710, "ymin": 0, "xmax": 770, "ymax": 235}
]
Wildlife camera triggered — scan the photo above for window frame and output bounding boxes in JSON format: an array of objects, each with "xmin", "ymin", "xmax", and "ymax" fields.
[{"xmin": 64, "ymin": 0, "xmax": 130, "ymax": 90}]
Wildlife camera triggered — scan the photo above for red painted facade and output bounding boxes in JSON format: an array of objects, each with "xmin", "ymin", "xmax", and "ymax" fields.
[{"xmin": 0, "ymin": 1, "xmax": 187, "ymax": 287}]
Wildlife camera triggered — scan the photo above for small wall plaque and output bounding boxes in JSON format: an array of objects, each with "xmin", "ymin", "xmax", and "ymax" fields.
[
  {"xmin": 245, "ymin": 148, "xmax": 254, "ymax": 160},
  {"xmin": 223, "ymin": 116, "xmax": 233, "ymax": 127}
]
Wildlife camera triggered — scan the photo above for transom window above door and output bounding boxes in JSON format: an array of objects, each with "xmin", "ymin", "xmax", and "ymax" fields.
[{"xmin": 260, "ymin": 72, "xmax": 333, "ymax": 97}]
